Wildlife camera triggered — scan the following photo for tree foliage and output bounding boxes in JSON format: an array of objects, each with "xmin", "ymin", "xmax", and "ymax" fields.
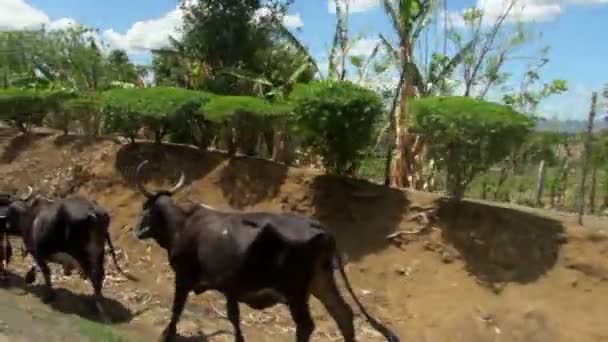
[
  {"xmin": 0, "ymin": 88, "xmax": 76, "ymax": 132},
  {"xmin": 178, "ymin": 0, "xmax": 287, "ymax": 94},
  {"xmin": 44, "ymin": 95, "xmax": 101, "ymax": 134},
  {"xmin": 290, "ymin": 80, "xmax": 383, "ymax": 175},
  {"xmin": 412, "ymin": 96, "xmax": 534, "ymax": 199},
  {"xmin": 100, "ymin": 87, "xmax": 210, "ymax": 142},
  {"xmin": 1, "ymin": 26, "xmax": 145, "ymax": 92},
  {"xmin": 201, "ymin": 95, "xmax": 291, "ymax": 122}
]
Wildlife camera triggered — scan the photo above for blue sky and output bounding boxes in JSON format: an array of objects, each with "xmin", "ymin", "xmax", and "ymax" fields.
[{"xmin": 2, "ymin": 0, "xmax": 607, "ymax": 120}]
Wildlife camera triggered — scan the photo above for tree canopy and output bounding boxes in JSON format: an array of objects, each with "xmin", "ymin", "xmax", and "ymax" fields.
[{"xmin": 411, "ymin": 96, "xmax": 534, "ymax": 199}]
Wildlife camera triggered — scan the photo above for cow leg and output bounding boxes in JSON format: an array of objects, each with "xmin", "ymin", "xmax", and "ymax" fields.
[
  {"xmin": 160, "ymin": 273, "xmax": 192, "ymax": 342},
  {"xmin": 24, "ymin": 265, "xmax": 37, "ymax": 284},
  {"xmin": 226, "ymin": 297, "xmax": 244, "ymax": 342},
  {"xmin": 310, "ymin": 269, "xmax": 355, "ymax": 342},
  {"xmin": 32, "ymin": 255, "xmax": 55, "ymax": 303},
  {"xmin": 288, "ymin": 298, "xmax": 315, "ymax": 342},
  {"xmin": 89, "ymin": 252, "xmax": 110, "ymax": 324}
]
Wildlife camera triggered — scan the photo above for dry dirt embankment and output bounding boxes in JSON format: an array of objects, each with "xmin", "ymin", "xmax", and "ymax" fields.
[{"xmin": 1, "ymin": 128, "xmax": 608, "ymax": 342}]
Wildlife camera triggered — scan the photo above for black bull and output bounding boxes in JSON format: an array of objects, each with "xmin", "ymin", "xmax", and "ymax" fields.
[
  {"xmin": 6, "ymin": 193, "xmax": 137, "ymax": 321},
  {"xmin": 0, "ymin": 186, "xmax": 33, "ymax": 276},
  {"xmin": 133, "ymin": 160, "xmax": 400, "ymax": 342}
]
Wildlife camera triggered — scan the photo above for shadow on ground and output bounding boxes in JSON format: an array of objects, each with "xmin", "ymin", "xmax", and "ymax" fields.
[
  {"xmin": 115, "ymin": 143, "xmax": 225, "ymax": 192},
  {"xmin": 309, "ymin": 175, "xmax": 410, "ymax": 262},
  {"xmin": 52, "ymin": 134, "xmax": 108, "ymax": 152},
  {"xmin": 1, "ymin": 271, "xmax": 133, "ymax": 324},
  {"xmin": 218, "ymin": 156, "xmax": 288, "ymax": 209},
  {"xmin": 437, "ymin": 198, "xmax": 566, "ymax": 286},
  {"xmin": 1, "ymin": 132, "xmax": 51, "ymax": 163}
]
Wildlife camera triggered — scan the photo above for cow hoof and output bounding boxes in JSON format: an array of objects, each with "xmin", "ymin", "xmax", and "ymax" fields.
[
  {"xmin": 24, "ymin": 270, "xmax": 36, "ymax": 284},
  {"xmin": 42, "ymin": 290, "xmax": 56, "ymax": 303},
  {"xmin": 159, "ymin": 328, "xmax": 177, "ymax": 342}
]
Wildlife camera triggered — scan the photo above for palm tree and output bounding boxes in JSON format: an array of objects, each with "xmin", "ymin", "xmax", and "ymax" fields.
[
  {"xmin": 379, "ymin": 0, "xmax": 476, "ymax": 188},
  {"xmin": 379, "ymin": 0, "xmax": 439, "ymax": 188}
]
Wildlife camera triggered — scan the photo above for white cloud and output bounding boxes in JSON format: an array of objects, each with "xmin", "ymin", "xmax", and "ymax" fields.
[
  {"xmin": 0, "ymin": 0, "xmax": 86, "ymax": 32},
  {"xmin": 283, "ymin": 13, "xmax": 304, "ymax": 28},
  {"xmin": 102, "ymin": 8, "xmax": 184, "ymax": 54},
  {"xmin": 47, "ymin": 17, "xmax": 78, "ymax": 31},
  {"xmin": 105, "ymin": 7, "xmax": 304, "ymax": 54},
  {"xmin": 444, "ymin": 0, "xmax": 562, "ymax": 27},
  {"xmin": 0, "ymin": 0, "xmax": 49, "ymax": 29},
  {"xmin": 445, "ymin": 0, "xmax": 607, "ymax": 27},
  {"xmin": 253, "ymin": 7, "xmax": 304, "ymax": 28},
  {"xmin": 481, "ymin": 0, "xmax": 562, "ymax": 23},
  {"xmin": 327, "ymin": 0, "xmax": 380, "ymax": 13},
  {"xmin": 349, "ymin": 37, "xmax": 380, "ymax": 57}
]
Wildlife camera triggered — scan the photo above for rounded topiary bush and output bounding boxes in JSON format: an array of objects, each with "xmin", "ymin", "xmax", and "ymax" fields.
[
  {"xmin": 411, "ymin": 96, "xmax": 534, "ymax": 200},
  {"xmin": 289, "ymin": 80, "xmax": 383, "ymax": 175}
]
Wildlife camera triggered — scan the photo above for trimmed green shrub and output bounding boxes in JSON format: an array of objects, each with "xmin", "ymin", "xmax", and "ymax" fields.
[
  {"xmin": 100, "ymin": 87, "xmax": 210, "ymax": 143},
  {"xmin": 290, "ymin": 80, "xmax": 383, "ymax": 175},
  {"xmin": 411, "ymin": 96, "xmax": 534, "ymax": 200},
  {"xmin": 0, "ymin": 88, "xmax": 76, "ymax": 132},
  {"xmin": 200, "ymin": 95, "xmax": 292, "ymax": 155}
]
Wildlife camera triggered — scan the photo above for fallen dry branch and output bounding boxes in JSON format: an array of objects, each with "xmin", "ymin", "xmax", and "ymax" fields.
[{"xmin": 386, "ymin": 207, "xmax": 438, "ymax": 240}]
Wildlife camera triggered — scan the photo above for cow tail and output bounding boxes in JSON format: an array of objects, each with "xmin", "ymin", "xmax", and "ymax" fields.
[
  {"xmin": 333, "ymin": 249, "xmax": 400, "ymax": 342},
  {"xmin": 104, "ymin": 229, "xmax": 139, "ymax": 282}
]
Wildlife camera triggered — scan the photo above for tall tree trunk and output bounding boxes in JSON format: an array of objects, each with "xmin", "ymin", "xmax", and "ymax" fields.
[
  {"xmin": 223, "ymin": 125, "xmax": 237, "ymax": 156},
  {"xmin": 589, "ymin": 165, "xmax": 597, "ymax": 214},
  {"xmin": 481, "ymin": 178, "xmax": 488, "ymax": 200},
  {"xmin": 535, "ymin": 160, "xmax": 546, "ymax": 207},
  {"xmin": 494, "ymin": 166, "xmax": 508, "ymax": 200},
  {"xmin": 550, "ymin": 178, "xmax": 556, "ymax": 208},
  {"xmin": 271, "ymin": 129, "xmax": 290, "ymax": 164},
  {"xmin": 382, "ymin": 67, "xmax": 405, "ymax": 187},
  {"xmin": 390, "ymin": 49, "xmax": 418, "ymax": 188},
  {"xmin": 602, "ymin": 188, "xmax": 608, "ymax": 213},
  {"xmin": 556, "ymin": 158, "xmax": 570, "ymax": 208},
  {"xmin": 383, "ymin": 143, "xmax": 394, "ymax": 186},
  {"xmin": 577, "ymin": 92, "xmax": 597, "ymax": 225},
  {"xmin": 263, "ymin": 128, "xmax": 274, "ymax": 157}
]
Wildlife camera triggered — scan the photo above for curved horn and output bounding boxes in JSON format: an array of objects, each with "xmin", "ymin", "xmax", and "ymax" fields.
[
  {"xmin": 20, "ymin": 185, "xmax": 33, "ymax": 202},
  {"xmin": 135, "ymin": 160, "xmax": 154, "ymax": 198},
  {"xmin": 167, "ymin": 171, "xmax": 185, "ymax": 195}
]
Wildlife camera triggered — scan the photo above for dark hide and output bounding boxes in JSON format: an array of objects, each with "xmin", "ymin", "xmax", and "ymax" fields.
[
  {"xmin": 1, "ymin": 193, "xmax": 20, "ymax": 235},
  {"xmin": 135, "ymin": 196, "xmax": 399, "ymax": 342},
  {"xmin": 0, "ymin": 231, "xmax": 12, "ymax": 278},
  {"xmin": 1, "ymin": 194, "xmax": 13, "ymax": 277},
  {"xmin": 8, "ymin": 195, "xmax": 136, "ymax": 322}
]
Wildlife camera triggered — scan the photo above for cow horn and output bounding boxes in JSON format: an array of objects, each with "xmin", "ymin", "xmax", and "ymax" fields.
[
  {"xmin": 20, "ymin": 186, "xmax": 33, "ymax": 202},
  {"xmin": 135, "ymin": 160, "xmax": 154, "ymax": 199},
  {"xmin": 168, "ymin": 171, "xmax": 185, "ymax": 195}
]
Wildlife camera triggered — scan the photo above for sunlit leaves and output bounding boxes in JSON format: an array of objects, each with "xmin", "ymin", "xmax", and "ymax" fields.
[
  {"xmin": 289, "ymin": 80, "xmax": 383, "ymax": 175},
  {"xmin": 411, "ymin": 96, "xmax": 534, "ymax": 199}
]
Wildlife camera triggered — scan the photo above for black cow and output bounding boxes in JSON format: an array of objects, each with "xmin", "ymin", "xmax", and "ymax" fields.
[
  {"xmin": 132, "ymin": 160, "xmax": 399, "ymax": 342},
  {"xmin": 0, "ymin": 186, "xmax": 33, "ymax": 235},
  {"xmin": 0, "ymin": 186, "xmax": 33, "ymax": 278},
  {"xmin": 7, "ymin": 193, "xmax": 138, "ymax": 322}
]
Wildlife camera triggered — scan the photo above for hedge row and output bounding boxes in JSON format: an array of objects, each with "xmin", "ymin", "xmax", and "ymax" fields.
[{"xmin": 0, "ymin": 84, "xmax": 533, "ymax": 190}]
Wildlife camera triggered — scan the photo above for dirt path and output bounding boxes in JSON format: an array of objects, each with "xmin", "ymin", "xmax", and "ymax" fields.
[
  {"xmin": 0, "ymin": 280, "xmax": 131, "ymax": 342},
  {"xmin": 2, "ymin": 131, "xmax": 608, "ymax": 342},
  {"xmin": 455, "ymin": 195, "xmax": 608, "ymax": 232}
]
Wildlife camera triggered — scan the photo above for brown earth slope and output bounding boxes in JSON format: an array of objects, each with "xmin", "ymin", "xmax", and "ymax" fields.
[{"xmin": 1, "ymin": 128, "xmax": 608, "ymax": 342}]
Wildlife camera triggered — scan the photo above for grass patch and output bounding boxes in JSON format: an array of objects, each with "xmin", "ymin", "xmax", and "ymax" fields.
[{"xmin": 73, "ymin": 318, "xmax": 132, "ymax": 342}]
